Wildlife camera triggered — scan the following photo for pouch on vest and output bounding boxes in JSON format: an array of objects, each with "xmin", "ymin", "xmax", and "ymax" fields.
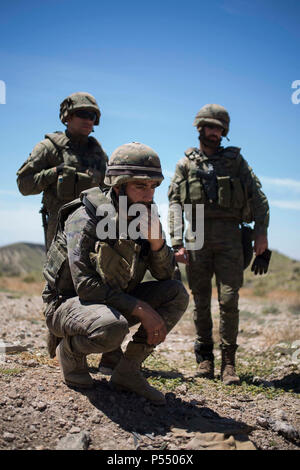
[
  {"xmin": 231, "ymin": 178, "xmax": 245, "ymax": 209},
  {"xmin": 43, "ymin": 236, "xmax": 67, "ymax": 287},
  {"xmin": 57, "ymin": 165, "xmax": 77, "ymax": 201},
  {"xmin": 217, "ymin": 176, "xmax": 231, "ymax": 208},
  {"xmin": 188, "ymin": 170, "xmax": 205, "ymax": 203},
  {"xmin": 90, "ymin": 239, "xmax": 141, "ymax": 291},
  {"xmin": 76, "ymin": 171, "xmax": 93, "ymax": 195}
]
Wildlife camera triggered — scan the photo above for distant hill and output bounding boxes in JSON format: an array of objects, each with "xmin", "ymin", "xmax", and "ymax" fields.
[
  {"xmin": 1, "ymin": 242, "xmax": 300, "ymax": 295},
  {"xmin": 243, "ymin": 249, "xmax": 300, "ymax": 294},
  {"xmin": 0, "ymin": 242, "xmax": 45, "ymax": 277}
]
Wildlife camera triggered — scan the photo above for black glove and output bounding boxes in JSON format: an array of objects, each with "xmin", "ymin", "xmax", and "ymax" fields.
[
  {"xmin": 251, "ymin": 249, "xmax": 272, "ymax": 275},
  {"xmin": 56, "ymin": 163, "xmax": 65, "ymax": 175}
]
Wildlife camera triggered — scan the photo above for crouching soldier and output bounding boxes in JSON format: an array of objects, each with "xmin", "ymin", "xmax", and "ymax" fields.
[{"xmin": 42, "ymin": 142, "xmax": 189, "ymax": 405}]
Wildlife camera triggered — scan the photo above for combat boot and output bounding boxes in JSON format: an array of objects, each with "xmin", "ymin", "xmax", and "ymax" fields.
[
  {"xmin": 110, "ymin": 342, "xmax": 166, "ymax": 405},
  {"xmin": 220, "ymin": 344, "xmax": 240, "ymax": 385},
  {"xmin": 98, "ymin": 347, "xmax": 124, "ymax": 375},
  {"xmin": 194, "ymin": 343, "xmax": 215, "ymax": 379},
  {"xmin": 47, "ymin": 330, "xmax": 61, "ymax": 358},
  {"xmin": 56, "ymin": 336, "xmax": 94, "ymax": 389}
]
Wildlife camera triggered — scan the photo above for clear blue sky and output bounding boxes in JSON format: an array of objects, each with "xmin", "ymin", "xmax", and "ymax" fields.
[{"xmin": 1, "ymin": 0, "xmax": 300, "ymax": 259}]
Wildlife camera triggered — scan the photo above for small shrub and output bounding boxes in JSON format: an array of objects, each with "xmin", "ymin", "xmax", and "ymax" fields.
[{"xmin": 262, "ymin": 305, "xmax": 279, "ymax": 315}]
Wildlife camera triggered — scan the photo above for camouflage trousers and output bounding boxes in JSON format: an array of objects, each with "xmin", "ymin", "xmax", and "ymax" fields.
[
  {"xmin": 45, "ymin": 280, "xmax": 189, "ymax": 355},
  {"xmin": 186, "ymin": 219, "xmax": 243, "ymax": 349}
]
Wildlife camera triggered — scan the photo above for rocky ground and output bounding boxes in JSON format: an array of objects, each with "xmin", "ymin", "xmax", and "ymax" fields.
[{"xmin": 0, "ymin": 286, "xmax": 299, "ymax": 451}]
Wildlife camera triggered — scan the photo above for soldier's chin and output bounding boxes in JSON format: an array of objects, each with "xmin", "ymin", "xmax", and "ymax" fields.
[{"xmin": 201, "ymin": 137, "xmax": 221, "ymax": 149}]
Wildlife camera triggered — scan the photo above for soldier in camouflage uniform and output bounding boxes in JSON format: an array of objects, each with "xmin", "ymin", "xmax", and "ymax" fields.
[
  {"xmin": 43, "ymin": 142, "xmax": 189, "ymax": 405},
  {"xmin": 17, "ymin": 92, "xmax": 108, "ymax": 250},
  {"xmin": 168, "ymin": 104, "xmax": 269, "ymax": 385}
]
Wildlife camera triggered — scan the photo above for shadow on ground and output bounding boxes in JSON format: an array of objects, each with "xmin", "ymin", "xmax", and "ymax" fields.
[
  {"xmin": 75, "ymin": 374, "xmax": 254, "ymax": 441},
  {"xmin": 239, "ymin": 372, "xmax": 300, "ymax": 394}
]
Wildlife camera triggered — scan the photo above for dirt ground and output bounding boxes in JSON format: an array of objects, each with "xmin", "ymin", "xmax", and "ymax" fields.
[{"xmin": 0, "ymin": 285, "xmax": 299, "ymax": 451}]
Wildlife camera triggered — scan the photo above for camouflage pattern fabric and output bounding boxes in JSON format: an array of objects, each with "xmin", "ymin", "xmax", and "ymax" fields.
[
  {"xmin": 43, "ymin": 187, "xmax": 188, "ymax": 355},
  {"xmin": 46, "ymin": 280, "xmax": 187, "ymax": 354},
  {"xmin": 17, "ymin": 131, "xmax": 108, "ymax": 249},
  {"xmin": 168, "ymin": 145, "xmax": 269, "ymax": 350},
  {"xmin": 186, "ymin": 219, "xmax": 243, "ymax": 347},
  {"xmin": 104, "ymin": 142, "xmax": 164, "ymax": 187},
  {"xmin": 168, "ymin": 146, "xmax": 269, "ymax": 247},
  {"xmin": 59, "ymin": 92, "xmax": 101, "ymax": 125},
  {"xmin": 193, "ymin": 104, "xmax": 230, "ymax": 136}
]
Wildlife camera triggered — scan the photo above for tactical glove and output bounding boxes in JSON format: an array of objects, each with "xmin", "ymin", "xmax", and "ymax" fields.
[{"xmin": 251, "ymin": 249, "xmax": 272, "ymax": 275}]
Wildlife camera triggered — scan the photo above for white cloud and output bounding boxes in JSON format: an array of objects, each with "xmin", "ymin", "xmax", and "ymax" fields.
[
  {"xmin": 260, "ymin": 177, "xmax": 300, "ymax": 193},
  {"xmin": 270, "ymin": 200, "xmax": 300, "ymax": 210}
]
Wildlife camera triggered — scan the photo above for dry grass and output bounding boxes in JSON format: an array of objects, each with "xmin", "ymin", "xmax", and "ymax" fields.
[
  {"xmin": 261, "ymin": 323, "xmax": 300, "ymax": 347},
  {"xmin": 0, "ymin": 276, "xmax": 45, "ymax": 296}
]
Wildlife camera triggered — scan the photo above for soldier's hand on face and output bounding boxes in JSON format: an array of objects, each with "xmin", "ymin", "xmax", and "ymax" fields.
[
  {"xmin": 254, "ymin": 234, "xmax": 268, "ymax": 256},
  {"xmin": 131, "ymin": 300, "xmax": 167, "ymax": 346},
  {"xmin": 174, "ymin": 247, "xmax": 189, "ymax": 265},
  {"xmin": 139, "ymin": 206, "xmax": 164, "ymax": 252}
]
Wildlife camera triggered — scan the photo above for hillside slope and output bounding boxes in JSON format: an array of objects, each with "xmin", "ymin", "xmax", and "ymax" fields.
[{"xmin": 0, "ymin": 242, "xmax": 45, "ymax": 277}]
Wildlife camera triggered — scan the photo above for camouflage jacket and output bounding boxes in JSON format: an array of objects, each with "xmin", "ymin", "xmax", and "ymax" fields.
[
  {"xmin": 168, "ymin": 146, "xmax": 269, "ymax": 247},
  {"xmin": 43, "ymin": 187, "xmax": 176, "ymax": 318},
  {"xmin": 16, "ymin": 131, "xmax": 108, "ymax": 215}
]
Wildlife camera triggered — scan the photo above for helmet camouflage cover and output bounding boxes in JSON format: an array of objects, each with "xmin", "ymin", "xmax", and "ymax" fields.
[
  {"xmin": 193, "ymin": 104, "xmax": 230, "ymax": 136},
  {"xmin": 104, "ymin": 142, "xmax": 164, "ymax": 187},
  {"xmin": 59, "ymin": 92, "xmax": 101, "ymax": 125}
]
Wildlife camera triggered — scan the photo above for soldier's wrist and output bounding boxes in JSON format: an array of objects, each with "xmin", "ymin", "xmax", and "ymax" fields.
[{"xmin": 172, "ymin": 244, "xmax": 184, "ymax": 252}]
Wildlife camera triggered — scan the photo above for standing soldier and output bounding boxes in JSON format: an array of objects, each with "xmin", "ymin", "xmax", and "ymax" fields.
[
  {"xmin": 168, "ymin": 104, "xmax": 270, "ymax": 385},
  {"xmin": 16, "ymin": 92, "xmax": 108, "ymax": 251},
  {"xmin": 42, "ymin": 142, "xmax": 189, "ymax": 404}
]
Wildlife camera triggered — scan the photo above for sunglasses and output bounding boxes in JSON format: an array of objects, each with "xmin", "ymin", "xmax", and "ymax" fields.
[{"xmin": 74, "ymin": 110, "xmax": 97, "ymax": 121}]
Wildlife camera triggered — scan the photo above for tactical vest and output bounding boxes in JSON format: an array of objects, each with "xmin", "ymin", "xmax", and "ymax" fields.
[
  {"xmin": 42, "ymin": 187, "xmax": 110, "ymax": 305},
  {"xmin": 43, "ymin": 132, "xmax": 107, "ymax": 205},
  {"xmin": 42, "ymin": 187, "xmax": 151, "ymax": 308},
  {"xmin": 180, "ymin": 147, "xmax": 253, "ymax": 223}
]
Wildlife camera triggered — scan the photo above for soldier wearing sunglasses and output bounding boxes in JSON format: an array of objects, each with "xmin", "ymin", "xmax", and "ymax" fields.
[{"xmin": 16, "ymin": 92, "xmax": 108, "ymax": 251}]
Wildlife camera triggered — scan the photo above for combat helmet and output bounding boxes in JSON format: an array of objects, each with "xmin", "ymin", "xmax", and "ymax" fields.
[
  {"xmin": 104, "ymin": 142, "xmax": 164, "ymax": 187},
  {"xmin": 59, "ymin": 92, "xmax": 101, "ymax": 125},
  {"xmin": 193, "ymin": 104, "xmax": 230, "ymax": 136}
]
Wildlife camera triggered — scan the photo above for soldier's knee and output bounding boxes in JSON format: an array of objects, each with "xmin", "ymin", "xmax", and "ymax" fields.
[
  {"xmin": 89, "ymin": 316, "xmax": 129, "ymax": 352},
  {"xmin": 220, "ymin": 295, "xmax": 239, "ymax": 313},
  {"xmin": 169, "ymin": 279, "xmax": 189, "ymax": 306}
]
